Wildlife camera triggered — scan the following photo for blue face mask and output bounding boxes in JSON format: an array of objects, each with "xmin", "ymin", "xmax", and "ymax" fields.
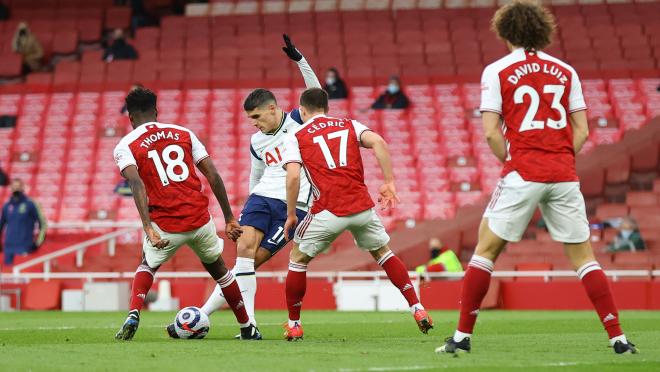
[
  {"xmin": 387, "ymin": 84, "xmax": 399, "ymax": 94},
  {"xmin": 620, "ymin": 229, "xmax": 634, "ymax": 240}
]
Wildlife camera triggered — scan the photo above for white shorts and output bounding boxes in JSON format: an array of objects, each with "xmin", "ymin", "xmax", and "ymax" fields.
[
  {"xmin": 143, "ymin": 219, "xmax": 224, "ymax": 268},
  {"xmin": 483, "ymin": 171, "xmax": 590, "ymax": 243},
  {"xmin": 294, "ymin": 209, "xmax": 390, "ymax": 258}
]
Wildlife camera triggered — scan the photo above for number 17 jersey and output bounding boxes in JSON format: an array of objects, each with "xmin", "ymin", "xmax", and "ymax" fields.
[
  {"xmin": 113, "ymin": 122, "xmax": 210, "ymax": 233},
  {"xmin": 283, "ymin": 115, "xmax": 375, "ymax": 216},
  {"xmin": 480, "ymin": 48, "xmax": 587, "ymax": 183}
]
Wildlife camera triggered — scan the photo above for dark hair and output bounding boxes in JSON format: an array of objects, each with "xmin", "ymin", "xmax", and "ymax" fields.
[
  {"xmin": 327, "ymin": 67, "xmax": 340, "ymax": 77},
  {"xmin": 492, "ymin": 0, "xmax": 556, "ymax": 51},
  {"xmin": 243, "ymin": 88, "xmax": 277, "ymax": 111},
  {"xmin": 300, "ymin": 88, "xmax": 329, "ymax": 113},
  {"xmin": 125, "ymin": 87, "xmax": 157, "ymax": 114}
]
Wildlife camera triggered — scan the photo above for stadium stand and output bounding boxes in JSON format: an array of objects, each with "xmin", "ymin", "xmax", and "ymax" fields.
[{"xmin": 0, "ymin": 1, "xmax": 658, "ymax": 280}]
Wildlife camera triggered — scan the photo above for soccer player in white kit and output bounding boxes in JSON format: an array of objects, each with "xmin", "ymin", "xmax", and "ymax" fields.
[
  {"xmin": 167, "ymin": 35, "xmax": 321, "ymax": 337},
  {"xmin": 437, "ymin": 0, "xmax": 636, "ymax": 354}
]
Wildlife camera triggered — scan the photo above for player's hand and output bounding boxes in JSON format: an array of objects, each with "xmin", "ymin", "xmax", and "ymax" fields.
[
  {"xmin": 145, "ymin": 226, "xmax": 169, "ymax": 249},
  {"xmin": 225, "ymin": 218, "xmax": 243, "ymax": 242},
  {"xmin": 283, "ymin": 215, "xmax": 298, "ymax": 242},
  {"xmin": 282, "ymin": 34, "xmax": 303, "ymax": 62},
  {"xmin": 377, "ymin": 182, "xmax": 400, "ymax": 210}
]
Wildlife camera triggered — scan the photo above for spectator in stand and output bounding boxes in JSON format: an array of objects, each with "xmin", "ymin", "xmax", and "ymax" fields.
[
  {"xmin": 324, "ymin": 68, "xmax": 348, "ymax": 99},
  {"xmin": 0, "ymin": 179, "xmax": 47, "ymax": 265},
  {"xmin": 0, "ymin": 1, "xmax": 10, "ymax": 20},
  {"xmin": 12, "ymin": 22, "xmax": 43, "ymax": 73},
  {"xmin": 606, "ymin": 217, "xmax": 646, "ymax": 253},
  {"xmin": 416, "ymin": 238, "xmax": 463, "ymax": 277},
  {"xmin": 371, "ymin": 76, "xmax": 410, "ymax": 110},
  {"xmin": 114, "ymin": 179, "xmax": 133, "ymax": 196},
  {"xmin": 103, "ymin": 29, "xmax": 138, "ymax": 62}
]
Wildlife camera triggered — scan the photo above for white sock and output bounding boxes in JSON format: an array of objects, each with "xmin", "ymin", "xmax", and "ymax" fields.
[
  {"xmin": 234, "ymin": 257, "xmax": 257, "ymax": 326},
  {"xmin": 200, "ymin": 273, "xmax": 229, "ymax": 315},
  {"xmin": 409, "ymin": 302, "xmax": 424, "ymax": 315},
  {"xmin": 239, "ymin": 321, "xmax": 251, "ymax": 328},
  {"xmin": 453, "ymin": 330, "xmax": 472, "ymax": 342},
  {"xmin": 288, "ymin": 319, "xmax": 301, "ymax": 328},
  {"xmin": 609, "ymin": 334, "xmax": 627, "ymax": 346}
]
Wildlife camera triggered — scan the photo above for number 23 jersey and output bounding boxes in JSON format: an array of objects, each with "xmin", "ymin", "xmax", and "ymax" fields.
[
  {"xmin": 480, "ymin": 48, "xmax": 587, "ymax": 183},
  {"xmin": 113, "ymin": 122, "xmax": 210, "ymax": 233}
]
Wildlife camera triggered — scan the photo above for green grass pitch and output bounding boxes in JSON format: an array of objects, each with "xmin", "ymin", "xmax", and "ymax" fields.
[{"xmin": 1, "ymin": 310, "xmax": 659, "ymax": 371}]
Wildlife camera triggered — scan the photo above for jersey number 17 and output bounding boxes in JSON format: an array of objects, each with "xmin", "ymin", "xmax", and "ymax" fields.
[{"xmin": 313, "ymin": 129, "xmax": 349, "ymax": 169}]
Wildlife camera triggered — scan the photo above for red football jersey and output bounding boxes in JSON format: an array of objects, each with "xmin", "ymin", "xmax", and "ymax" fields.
[
  {"xmin": 283, "ymin": 115, "xmax": 375, "ymax": 216},
  {"xmin": 114, "ymin": 122, "xmax": 211, "ymax": 232},
  {"xmin": 480, "ymin": 48, "xmax": 587, "ymax": 183}
]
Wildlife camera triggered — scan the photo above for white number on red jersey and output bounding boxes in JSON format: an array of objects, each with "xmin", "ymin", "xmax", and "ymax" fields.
[
  {"xmin": 147, "ymin": 144, "xmax": 190, "ymax": 186},
  {"xmin": 313, "ymin": 129, "xmax": 349, "ymax": 169},
  {"xmin": 514, "ymin": 84, "xmax": 567, "ymax": 132}
]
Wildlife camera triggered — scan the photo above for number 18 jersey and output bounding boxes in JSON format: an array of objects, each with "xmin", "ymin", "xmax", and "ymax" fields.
[
  {"xmin": 113, "ymin": 122, "xmax": 210, "ymax": 233},
  {"xmin": 480, "ymin": 48, "xmax": 587, "ymax": 183},
  {"xmin": 283, "ymin": 115, "xmax": 375, "ymax": 216}
]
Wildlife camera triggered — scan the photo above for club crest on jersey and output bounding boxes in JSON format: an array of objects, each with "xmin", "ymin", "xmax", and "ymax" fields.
[{"xmin": 264, "ymin": 147, "xmax": 284, "ymax": 166}]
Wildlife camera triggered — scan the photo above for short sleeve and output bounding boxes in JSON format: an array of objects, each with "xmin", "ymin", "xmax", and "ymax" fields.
[
  {"xmin": 479, "ymin": 65, "xmax": 502, "ymax": 114},
  {"xmin": 351, "ymin": 120, "xmax": 371, "ymax": 145},
  {"xmin": 281, "ymin": 133, "xmax": 302, "ymax": 168},
  {"xmin": 190, "ymin": 130, "xmax": 210, "ymax": 164},
  {"xmin": 568, "ymin": 69, "xmax": 587, "ymax": 113},
  {"xmin": 113, "ymin": 141, "xmax": 137, "ymax": 174}
]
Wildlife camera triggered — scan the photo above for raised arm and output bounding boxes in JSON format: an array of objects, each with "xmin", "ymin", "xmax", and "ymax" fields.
[
  {"xmin": 360, "ymin": 130, "xmax": 400, "ymax": 209},
  {"xmin": 282, "ymin": 34, "xmax": 321, "ymax": 89},
  {"xmin": 197, "ymin": 157, "xmax": 242, "ymax": 242},
  {"xmin": 482, "ymin": 112, "xmax": 507, "ymax": 163},
  {"xmin": 570, "ymin": 110, "xmax": 589, "ymax": 154},
  {"xmin": 122, "ymin": 165, "xmax": 168, "ymax": 249}
]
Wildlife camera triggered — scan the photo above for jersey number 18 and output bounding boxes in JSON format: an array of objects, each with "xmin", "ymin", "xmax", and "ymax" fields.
[{"xmin": 147, "ymin": 144, "xmax": 190, "ymax": 186}]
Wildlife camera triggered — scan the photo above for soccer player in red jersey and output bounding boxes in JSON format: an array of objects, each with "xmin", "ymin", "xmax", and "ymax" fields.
[
  {"xmin": 437, "ymin": 0, "xmax": 636, "ymax": 354},
  {"xmin": 113, "ymin": 88, "xmax": 260, "ymax": 341},
  {"xmin": 280, "ymin": 88, "xmax": 433, "ymax": 341}
]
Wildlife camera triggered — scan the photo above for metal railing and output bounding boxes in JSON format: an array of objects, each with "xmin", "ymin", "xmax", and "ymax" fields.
[{"xmin": 11, "ymin": 227, "xmax": 140, "ymax": 279}]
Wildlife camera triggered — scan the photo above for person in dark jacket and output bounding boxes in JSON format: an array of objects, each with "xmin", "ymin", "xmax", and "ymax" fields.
[
  {"xmin": 0, "ymin": 179, "xmax": 47, "ymax": 265},
  {"xmin": 323, "ymin": 68, "xmax": 348, "ymax": 99},
  {"xmin": 104, "ymin": 29, "xmax": 138, "ymax": 62},
  {"xmin": 371, "ymin": 76, "xmax": 410, "ymax": 110}
]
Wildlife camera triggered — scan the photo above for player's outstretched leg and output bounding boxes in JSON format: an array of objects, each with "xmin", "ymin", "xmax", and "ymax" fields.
[
  {"xmin": 284, "ymin": 244, "xmax": 310, "ymax": 341},
  {"xmin": 566, "ymin": 242, "xmax": 637, "ymax": 354},
  {"xmin": 437, "ymin": 219, "xmax": 506, "ymax": 353},
  {"xmin": 202, "ymin": 258, "xmax": 262, "ymax": 340},
  {"xmin": 371, "ymin": 246, "xmax": 433, "ymax": 334},
  {"xmin": 116, "ymin": 262, "xmax": 156, "ymax": 341}
]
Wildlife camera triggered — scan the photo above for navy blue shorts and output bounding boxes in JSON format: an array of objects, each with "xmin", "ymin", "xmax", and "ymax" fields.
[{"xmin": 239, "ymin": 194, "xmax": 308, "ymax": 255}]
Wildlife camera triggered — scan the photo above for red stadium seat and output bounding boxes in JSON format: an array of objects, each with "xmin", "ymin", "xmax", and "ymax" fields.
[
  {"xmin": 105, "ymin": 7, "xmax": 132, "ymax": 31},
  {"xmin": 0, "ymin": 53, "xmax": 22, "ymax": 78},
  {"xmin": 24, "ymin": 281, "xmax": 62, "ymax": 310},
  {"xmin": 626, "ymin": 192, "xmax": 659, "ymax": 208}
]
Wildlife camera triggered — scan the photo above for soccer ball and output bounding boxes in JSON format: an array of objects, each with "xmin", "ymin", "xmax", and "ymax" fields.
[{"xmin": 174, "ymin": 306, "xmax": 210, "ymax": 339}]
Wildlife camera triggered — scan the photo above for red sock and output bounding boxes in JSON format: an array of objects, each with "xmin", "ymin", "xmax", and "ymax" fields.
[
  {"xmin": 578, "ymin": 262, "xmax": 623, "ymax": 339},
  {"xmin": 379, "ymin": 252, "xmax": 419, "ymax": 307},
  {"xmin": 217, "ymin": 271, "xmax": 250, "ymax": 325},
  {"xmin": 457, "ymin": 255, "xmax": 493, "ymax": 334},
  {"xmin": 129, "ymin": 265, "xmax": 155, "ymax": 311},
  {"xmin": 286, "ymin": 261, "xmax": 308, "ymax": 321}
]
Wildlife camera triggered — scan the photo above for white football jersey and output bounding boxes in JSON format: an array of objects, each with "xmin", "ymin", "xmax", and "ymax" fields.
[{"xmin": 249, "ymin": 109, "xmax": 312, "ymax": 209}]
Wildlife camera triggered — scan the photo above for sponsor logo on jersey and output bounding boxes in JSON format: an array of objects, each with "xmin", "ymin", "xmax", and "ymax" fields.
[{"xmin": 264, "ymin": 146, "xmax": 284, "ymax": 166}]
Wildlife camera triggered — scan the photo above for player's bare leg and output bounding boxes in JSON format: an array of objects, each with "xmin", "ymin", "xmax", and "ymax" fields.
[
  {"xmin": 283, "ymin": 243, "xmax": 313, "ymax": 341},
  {"xmin": 565, "ymin": 241, "xmax": 637, "ymax": 354},
  {"xmin": 116, "ymin": 256, "xmax": 159, "ymax": 341},
  {"xmin": 200, "ymin": 256, "xmax": 261, "ymax": 340},
  {"xmin": 437, "ymin": 218, "xmax": 507, "ymax": 353},
  {"xmin": 369, "ymin": 245, "xmax": 433, "ymax": 334}
]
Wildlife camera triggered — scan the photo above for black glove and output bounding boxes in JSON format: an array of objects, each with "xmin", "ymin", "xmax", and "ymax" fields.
[{"xmin": 282, "ymin": 34, "xmax": 303, "ymax": 62}]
